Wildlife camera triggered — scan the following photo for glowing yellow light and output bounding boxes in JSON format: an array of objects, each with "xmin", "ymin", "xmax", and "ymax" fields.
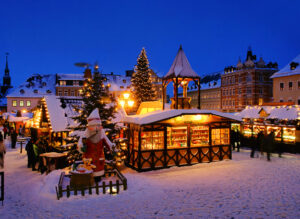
[
  {"xmin": 194, "ymin": 115, "xmax": 202, "ymax": 120},
  {"xmin": 22, "ymin": 109, "xmax": 27, "ymax": 113},
  {"xmin": 128, "ymin": 100, "xmax": 134, "ymax": 107},
  {"xmin": 123, "ymin": 93, "xmax": 130, "ymax": 99},
  {"xmin": 120, "ymin": 100, "xmax": 125, "ymax": 107}
]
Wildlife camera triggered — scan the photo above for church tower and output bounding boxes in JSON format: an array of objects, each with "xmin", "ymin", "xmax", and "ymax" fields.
[{"xmin": 3, "ymin": 53, "xmax": 11, "ymax": 87}]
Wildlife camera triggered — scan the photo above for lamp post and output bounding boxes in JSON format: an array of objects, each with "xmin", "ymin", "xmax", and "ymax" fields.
[{"xmin": 119, "ymin": 92, "xmax": 134, "ymax": 114}]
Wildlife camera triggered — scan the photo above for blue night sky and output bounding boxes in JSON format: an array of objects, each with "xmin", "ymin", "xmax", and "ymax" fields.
[{"xmin": 1, "ymin": 0, "xmax": 299, "ymax": 87}]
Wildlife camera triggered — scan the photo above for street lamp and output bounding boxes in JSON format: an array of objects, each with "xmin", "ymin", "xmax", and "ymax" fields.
[{"xmin": 119, "ymin": 92, "xmax": 134, "ymax": 113}]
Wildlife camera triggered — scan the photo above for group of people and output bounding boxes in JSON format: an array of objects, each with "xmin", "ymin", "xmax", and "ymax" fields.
[
  {"xmin": 250, "ymin": 129, "xmax": 279, "ymax": 161},
  {"xmin": 230, "ymin": 129, "xmax": 242, "ymax": 152},
  {"xmin": 25, "ymin": 137, "xmax": 48, "ymax": 172}
]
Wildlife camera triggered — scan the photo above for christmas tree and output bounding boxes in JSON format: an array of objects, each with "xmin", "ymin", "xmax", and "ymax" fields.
[
  {"xmin": 131, "ymin": 48, "xmax": 156, "ymax": 107},
  {"xmin": 72, "ymin": 64, "xmax": 117, "ymax": 138}
]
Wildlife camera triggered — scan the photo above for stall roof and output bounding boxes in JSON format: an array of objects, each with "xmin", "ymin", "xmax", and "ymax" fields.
[
  {"xmin": 44, "ymin": 96, "xmax": 80, "ymax": 132},
  {"xmin": 235, "ymin": 105, "xmax": 300, "ymax": 120},
  {"xmin": 123, "ymin": 109, "xmax": 242, "ymax": 125}
]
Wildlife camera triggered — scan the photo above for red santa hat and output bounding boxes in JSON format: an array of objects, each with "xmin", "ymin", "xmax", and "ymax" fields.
[{"xmin": 87, "ymin": 109, "xmax": 102, "ymax": 126}]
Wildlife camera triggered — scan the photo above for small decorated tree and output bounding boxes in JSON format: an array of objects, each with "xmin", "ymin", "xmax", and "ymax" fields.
[{"xmin": 131, "ymin": 48, "xmax": 156, "ymax": 107}]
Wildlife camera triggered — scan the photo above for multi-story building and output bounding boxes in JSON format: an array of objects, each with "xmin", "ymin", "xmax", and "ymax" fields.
[
  {"xmin": 187, "ymin": 79, "xmax": 221, "ymax": 110},
  {"xmin": 6, "ymin": 74, "xmax": 56, "ymax": 113},
  {"xmin": 221, "ymin": 48, "xmax": 278, "ymax": 112},
  {"xmin": 149, "ymin": 69, "xmax": 163, "ymax": 100},
  {"xmin": 270, "ymin": 54, "xmax": 300, "ymax": 105}
]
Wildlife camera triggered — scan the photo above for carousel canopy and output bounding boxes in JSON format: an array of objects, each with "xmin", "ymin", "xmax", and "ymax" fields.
[
  {"xmin": 123, "ymin": 109, "xmax": 242, "ymax": 125},
  {"xmin": 163, "ymin": 46, "xmax": 199, "ymax": 79}
]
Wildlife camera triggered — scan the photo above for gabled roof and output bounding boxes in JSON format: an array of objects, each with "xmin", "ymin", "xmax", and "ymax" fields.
[
  {"xmin": 164, "ymin": 46, "xmax": 199, "ymax": 79},
  {"xmin": 271, "ymin": 54, "xmax": 300, "ymax": 78},
  {"xmin": 123, "ymin": 109, "xmax": 241, "ymax": 125}
]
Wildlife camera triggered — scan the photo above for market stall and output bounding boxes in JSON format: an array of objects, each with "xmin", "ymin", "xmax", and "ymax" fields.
[{"xmin": 123, "ymin": 109, "xmax": 241, "ymax": 171}]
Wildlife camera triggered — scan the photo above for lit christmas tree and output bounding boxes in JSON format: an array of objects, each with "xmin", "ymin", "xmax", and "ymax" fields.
[
  {"xmin": 131, "ymin": 48, "xmax": 156, "ymax": 107},
  {"xmin": 72, "ymin": 64, "xmax": 117, "ymax": 138}
]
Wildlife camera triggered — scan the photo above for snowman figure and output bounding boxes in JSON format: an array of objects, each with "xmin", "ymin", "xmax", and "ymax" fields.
[{"xmin": 77, "ymin": 109, "xmax": 113, "ymax": 177}]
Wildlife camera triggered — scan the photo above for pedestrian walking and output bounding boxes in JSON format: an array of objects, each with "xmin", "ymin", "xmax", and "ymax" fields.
[
  {"xmin": 0, "ymin": 134, "xmax": 6, "ymax": 169},
  {"xmin": 3, "ymin": 126, "xmax": 7, "ymax": 139},
  {"xmin": 236, "ymin": 130, "xmax": 241, "ymax": 152},
  {"xmin": 251, "ymin": 131, "xmax": 263, "ymax": 158},
  {"xmin": 11, "ymin": 129, "xmax": 17, "ymax": 149},
  {"xmin": 266, "ymin": 130, "xmax": 275, "ymax": 161},
  {"xmin": 25, "ymin": 138, "xmax": 35, "ymax": 169},
  {"xmin": 230, "ymin": 129, "xmax": 236, "ymax": 151}
]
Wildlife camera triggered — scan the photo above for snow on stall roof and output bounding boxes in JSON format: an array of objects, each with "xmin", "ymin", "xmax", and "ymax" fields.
[
  {"xmin": 123, "ymin": 109, "xmax": 242, "ymax": 125},
  {"xmin": 235, "ymin": 105, "xmax": 300, "ymax": 120},
  {"xmin": 7, "ymin": 74, "xmax": 56, "ymax": 98},
  {"xmin": 164, "ymin": 46, "xmax": 199, "ymax": 79},
  {"xmin": 44, "ymin": 96, "xmax": 81, "ymax": 132},
  {"xmin": 271, "ymin": 54, "xmax": 300, "ymax": 78}
]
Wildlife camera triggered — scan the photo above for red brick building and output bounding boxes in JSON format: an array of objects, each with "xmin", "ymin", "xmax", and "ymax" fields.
[{"xmin": 221, "ymin": 48, "xmax": 278, "ymax": 112}]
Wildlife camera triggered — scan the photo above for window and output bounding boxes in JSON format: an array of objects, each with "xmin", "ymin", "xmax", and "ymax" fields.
[
  {"xmin": 58, "ymin": 90, "xmax": 62, "ymax": 96},
  {"xmin": 238, "ymin": 88, "xmax": 242, "ymax": 94},
  {"xmin": 26, "ymin": 100, "xmax": 31, "ymax": 106},
  {"xmin": 259, "ymin": 88, "xmax": 263, "ymax": 94},
  {"xmin": 141, "ymin": 131, "xmax": 164, "ymax": 150},
  {"xmin": 167, "ymin": 127, "xmax": 187, "ymax": 148},
  {"xmin": 212, "ymin": 128, "xmax": 229, "ymax": 145},
  {"xmin": 64, "ymin": 90, "xmax": 69, "ymax": 96},
  {"xmin": 232, "ymin": 76, "xmax": 235, "ymax": 84},
  {"xmin": 123, "ymin": 79, "xmax": 126, "ymax": 83},
  {"xmin": 70, "ymin": 91, "xmax": 75, "ymax": 96},
  {"xmin": 289, "ymin": 82, "xmax": 293, "ymax": 90},
  {"xmin": 229, "ymin": 89, "xmax": 232, "ymax": 96},
  {"xmin": 232, "ymin": 89, "xmax": 235, "ymax": 95},
  {"xmin": 280, "ymin": 99, "xmax": 283, "ymax": 102},
  {"xmin": 66, "ymin": 81, "xmax": 73, "ymax": 86},
  {"xmin": 247, "ymin": 74, "xmax": 252, "ymax": 82},
  {"xmin": 239, "ymin": 76, "xmax": 242, "ymax": 83},
  {"xmin": 259, "ymin": 74, "xmax": 263, "ymax": 82},
  {"xmin": 246, "ymin": 87, "xmax": 252, "ymax": 94},
  {"xmin": 258, "ymin": 98, "xmax": 263, "ymax": 105},
  {"xmin": 280, "ymin": 83, "xmax": 284, "ymax": 91},
  {"xmin": 74, "ymin": 81, "xmax": 79, "ymax": 86},
  {"xmin": 19, "ymin": 100, "xmax": 24, "ymax": 107},
  {"xmin": 12, "ymin": 100, "xmax": 17, "ymax": 107},
  {"xmin": 60, "ymin": 81, "xmax": 66, "ymax": 86}
]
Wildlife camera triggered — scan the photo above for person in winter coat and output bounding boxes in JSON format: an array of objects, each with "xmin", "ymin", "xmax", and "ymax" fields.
[
  {"xmin": 0, "ymin": 135, "xmax": 6, "ymax": 169},
  {"xmin": 11, "ymin": 129, "xmax": 17, "ymax": 149},
  {"xmin": 25, "ymin": 138, "xmax": 35, "ymax": 169},
  {"xmin": 3, "ymin": 126, "xmax": 7, "ymax": 139},
  {"xmin": 251, "ymin": 131, "xmax": 264, "ymax": 158},
  {"xmin": 230, "ymin": 129, "xmax": 236, "ymax": 151},
  {"xmin": 266, "ymin": 130, "xmax": 275, "ymax": 161}
]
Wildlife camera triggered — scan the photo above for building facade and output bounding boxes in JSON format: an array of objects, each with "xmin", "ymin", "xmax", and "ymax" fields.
[
  {"xmin": 6, "ymin": 74, "xmax": 56, "ymax": 113},
  {"xmin": 271, "ymin": 54, "xmax": 300, "ymax": 105},
  {"xmin": 221, "ymin": 48, "xmax": 278, "ymax": 113}
]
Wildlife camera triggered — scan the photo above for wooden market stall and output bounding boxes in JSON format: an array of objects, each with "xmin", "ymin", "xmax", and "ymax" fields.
[
  {"xmin": 123, "ymin": 109, "xmax": 241, "ymax": 171},
  {"xmin": 236, "ymin": 105, "xmax": 300, "ymax": 152}
]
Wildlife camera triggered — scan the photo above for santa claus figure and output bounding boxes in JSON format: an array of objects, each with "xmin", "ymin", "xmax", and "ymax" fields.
[{"xmin": 78, "ymin": 109, "xmax": 113, "ymax": 177}]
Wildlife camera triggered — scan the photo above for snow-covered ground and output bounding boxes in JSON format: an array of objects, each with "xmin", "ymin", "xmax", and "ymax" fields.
[{"xmin": 1, "ymin": 138, "xmax": 300, "ymax": 218}]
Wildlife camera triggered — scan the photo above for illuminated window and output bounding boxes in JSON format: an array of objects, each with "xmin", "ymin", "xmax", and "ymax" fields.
[
  {"xmin": 19, "ymin": 100, "xmax": 24, "ymax": 107},
  {"xmin": 212, "ymin": 128, "xmax": 229, "ymax": 145},
  {"xmin": 141, "ymin": 131, "xmax": 164, "ymax": 150},
  {"xmin": 259, "ymin": 98, "xmax": 263, "ymax": 105},
  {"xmin": 26, "ymin": 100, "xmax": 31, "ymax": 106},
  {"xmin": 60, "ymin": 81, "xmax": 66, "ymax": 86},
  {"xmin": 12, "ymin": 100, "xmax": 17, "ymax": 107}
]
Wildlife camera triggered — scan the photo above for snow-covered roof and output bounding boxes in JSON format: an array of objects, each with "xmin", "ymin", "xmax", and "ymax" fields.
[
  {"xmin": 164, "ymin": 46, "xmax": 199, "ymax": 79},
  {"xmin": 271, "ymin": 54, "xmax": 300, "ymax": 78},
  {"xmin": 235, "ymin": 105, "xmax": 300, "ymax": 120},
  {"xmin": 44, "ymin": 96, "xmax": 80, "ymax": 132},
  {"xmin": 123, "ymin": 109, "xmax": 242, "ymax": 125},
  {"xmin": 7, "ymin": 74, "xmax": 56, "ymax": 98},
  {"xmin": 57, "ymin": 73, "xmax": 84, "ymax": 81}
]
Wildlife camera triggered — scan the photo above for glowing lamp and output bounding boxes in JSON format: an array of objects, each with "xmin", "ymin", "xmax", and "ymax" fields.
[
  {"xmin": 123, "ymin": 93, "xmax": 130, "ymax": 99},
  {"xmin": 128, "ymin": 100, "xmax": 134, "ymax": 107},
  {"xmin": 120, "ymin": 100, "xmax": 125, "ymax": 107}
]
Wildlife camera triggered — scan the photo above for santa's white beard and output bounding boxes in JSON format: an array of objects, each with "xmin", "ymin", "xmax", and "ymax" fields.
[{"xmin": 86, "ymin": 129, "xmax": 103, "ymax": 143}]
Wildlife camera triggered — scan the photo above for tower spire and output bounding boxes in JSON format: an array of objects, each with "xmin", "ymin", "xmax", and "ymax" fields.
[{"xmin": 5, "ymin": 52, "xmax": 9, "ymax": 76}]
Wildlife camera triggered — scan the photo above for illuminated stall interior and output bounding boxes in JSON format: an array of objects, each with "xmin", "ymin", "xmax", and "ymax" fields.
[
  {"xmin": 236, "ymin": 106, "xmax": 299, "ymax": 145},
  {"xmin": 123, "ymin": 109, "xmax": 241, "ymax": 171}
]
